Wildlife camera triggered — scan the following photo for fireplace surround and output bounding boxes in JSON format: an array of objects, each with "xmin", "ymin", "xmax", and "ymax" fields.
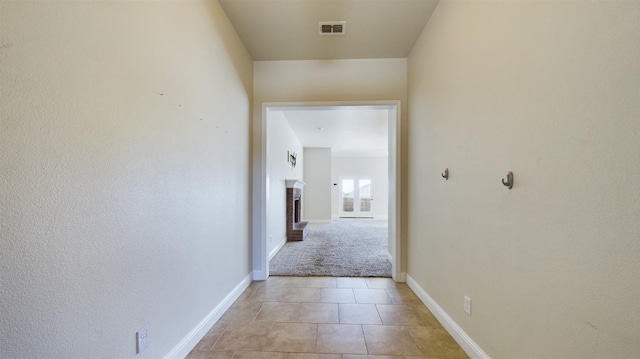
[{"xmin": 285, "ymin": 180, "xmax": 309, "ymax": 241}]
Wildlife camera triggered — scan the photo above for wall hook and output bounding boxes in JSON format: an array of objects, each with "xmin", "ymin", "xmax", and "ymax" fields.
[
  {"xmin": 502, "ymin": 171, "xmax": 514, "ymax": 189},
  {"xmin": 441, "ymin": 168, "xmax": 449, "ymax": 180}
]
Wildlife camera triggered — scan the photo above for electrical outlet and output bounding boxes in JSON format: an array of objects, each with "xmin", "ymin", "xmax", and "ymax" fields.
[
  {"xmin": 136, "ymin": 325, "xmax": 149, "ymax": 354},
  {"xmin": 464, "ymin": 296, "xmax": 471, "ymax": 316}
]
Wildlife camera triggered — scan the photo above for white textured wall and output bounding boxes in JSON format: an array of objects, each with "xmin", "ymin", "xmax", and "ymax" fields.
[
  {"xmin": 332, "ymin": 156, "xmax": 388, "ymax": 219},
  {"xmin": 303, "ymin": 148, "xmax": 332, "ymax": 221},
  {"xmin": 0, "ymin": 1, "xmax": 253, "ymax": 358},
  {"xmin": 407, "ymin": 1, "xmax": 640, "ymax": 358},
  {"xmin": 266, "ymin": 111, "xmax": 303, "ymax": 252}
]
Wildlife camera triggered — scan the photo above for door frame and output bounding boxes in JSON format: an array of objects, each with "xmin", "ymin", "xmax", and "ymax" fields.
[{"xmin": 252, "ymin": 100, "xmax": 403, "ymax": 282}]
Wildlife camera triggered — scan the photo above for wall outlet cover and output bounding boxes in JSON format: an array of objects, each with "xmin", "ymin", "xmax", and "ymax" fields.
[
  {"xmin": 464, "ymin": 296, "xmax": 471, "ymax": 316},
  {"xmin": 137, "ymin": 325, "xmax": 149, "ymax": 354}
]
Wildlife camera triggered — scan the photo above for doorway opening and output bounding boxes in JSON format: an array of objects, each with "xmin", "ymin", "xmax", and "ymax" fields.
[{"xmin": 253, "ymin": 101, "xmax": 402, "ymax": 281}]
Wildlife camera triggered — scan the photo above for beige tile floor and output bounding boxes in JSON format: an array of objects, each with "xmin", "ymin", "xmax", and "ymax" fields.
[{"xmin": 187, "ymin": 277, "xmax": 468, "ymax": 359}]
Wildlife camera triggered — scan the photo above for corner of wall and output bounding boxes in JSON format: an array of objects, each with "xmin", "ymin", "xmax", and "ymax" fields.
[
  {"xmin": 406, "ymin": 275, "xmax": 489, "ymax": 359},
  {"xmin": 163, "ymin": 274, "xmax": 253, "ymax": 359}
]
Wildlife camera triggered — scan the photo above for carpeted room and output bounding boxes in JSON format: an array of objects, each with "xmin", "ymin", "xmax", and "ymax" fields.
[{"xmin": 270, "ymin": 219, "xmax": 391, "ymax": 277}]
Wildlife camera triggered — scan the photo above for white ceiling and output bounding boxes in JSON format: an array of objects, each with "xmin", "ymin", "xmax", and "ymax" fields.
[
  {"xmin": 218, "ymin": 0, "xmax": 439, "ymax": 61},
  {"xmin": 281, "ymin": 106, "xmax": 388, "ymax": 158}
]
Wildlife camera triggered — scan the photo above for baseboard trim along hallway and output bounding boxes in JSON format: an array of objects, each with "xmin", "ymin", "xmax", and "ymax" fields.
[
  {"xmin": 164, "ymin": 274, "xmax": 253, "ymax": 359},
  {"xmin": 269, "ymin": 237, "xmax": 287, "ymax": 261},
  {"xmin": 406, "ymin": 274, "xmax": 490, "ymax": 359}
]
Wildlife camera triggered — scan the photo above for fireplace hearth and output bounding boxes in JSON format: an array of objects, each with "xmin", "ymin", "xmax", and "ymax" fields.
[{"xmin": 285, "ymin": 180, "xmax": 309, "ymax": 241}]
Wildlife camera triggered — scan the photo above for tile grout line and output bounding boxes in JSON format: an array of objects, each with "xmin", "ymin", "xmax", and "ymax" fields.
[
  {"xmin": 405, "ymin": 324, "xmax": 431, "ymax": 357},
  {"xmin": 314, "ymin": 322, "xmax": 319, "ymax": 354},
  {"xmin": 360, "ymin": 324, "xmax": 370, "ymax": 355},
  {"xmin": 208, "ymin": 324, "xmax": 226, "ymax": 352},
  {"xmin": 374, "ymin": 300, "xmax": 384, "ymax": 325}
]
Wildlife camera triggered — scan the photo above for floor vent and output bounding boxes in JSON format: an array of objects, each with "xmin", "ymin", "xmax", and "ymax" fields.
[{"xmin": 319, "ymin": 21, "xmax": 346, "ymax": 35}]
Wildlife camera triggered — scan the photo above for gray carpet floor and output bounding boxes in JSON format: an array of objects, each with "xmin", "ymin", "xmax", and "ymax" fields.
[{"xmin": 269, "ymin": 219, "xmax": 391, "ymax": 277}]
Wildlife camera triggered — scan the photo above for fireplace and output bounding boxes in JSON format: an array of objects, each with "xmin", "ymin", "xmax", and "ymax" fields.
[
  {"xmin": 294, "ymin": 197, "xmax": 301, "ymax": 224},
  {"xmin": 285, "ymin": 180, "xmax": 309, "ymax": 241}
]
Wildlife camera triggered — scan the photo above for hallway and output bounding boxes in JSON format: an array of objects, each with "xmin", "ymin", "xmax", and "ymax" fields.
[
  {"xmin": 188, "ymin": 277, "xmax": 467, "ymax": 358},
  {"xmin": 3, "ymin": 1, "xmax": 638, "ymax": 357}
]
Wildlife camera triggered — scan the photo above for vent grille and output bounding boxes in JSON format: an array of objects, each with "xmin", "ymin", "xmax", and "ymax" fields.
[{"xmin": 319, "ymin": 21, "xmax": 346, "ymax": 35}]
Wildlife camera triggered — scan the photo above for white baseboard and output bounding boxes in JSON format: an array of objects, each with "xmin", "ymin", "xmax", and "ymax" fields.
[
  {"xmin": 304, "ymin": 219, "xmax": 331, "ymax": 223},
  {"xmin": 253, "ymin": 270, "xmax": 267, "ymax": 281},
  {"xmin": 163, "ymin": 273, "xmax": 252, "ymax": 359},
  {"xmin": 406, "ymin": 275, "xmax": 490, "ymax": 359},
  {"xmin": 374, "ymin": 215, "xmax": 389, "ymax": 220},
  {"xmin": 393, "ymin": 271, "xmax": 406, "ymax": 283},
  {"xmin": 269, "ymin": 237, "xmax": 287, "ymax": 261}
]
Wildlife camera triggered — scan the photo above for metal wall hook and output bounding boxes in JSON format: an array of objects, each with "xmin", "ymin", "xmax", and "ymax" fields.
[
  {"xmin": 441, "ymin": 168, "xmax": 449, "ymax": 180},
  {"xmin": 502, "ymin": 171, "xmax": 514, "ymax": 189}
]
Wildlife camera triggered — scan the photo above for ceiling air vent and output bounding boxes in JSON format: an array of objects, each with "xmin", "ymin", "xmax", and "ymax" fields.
[{"xmin": 319, "ymin": 21, "xmax": 346, "ymax": 36}]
